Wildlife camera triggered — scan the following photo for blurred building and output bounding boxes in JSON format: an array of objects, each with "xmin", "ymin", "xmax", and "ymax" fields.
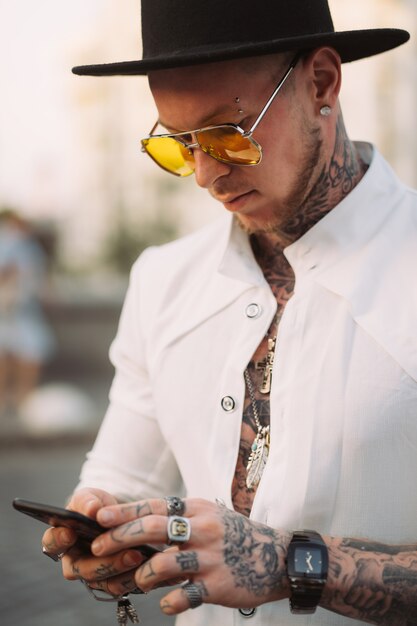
[
  {"xmin": 1, "ymin": 1, "xmax": 416, "ymax": 273},
  {"xmin": 332, "ymin": 0, "xmax": 417, "ymax": 186},
  {"xmin": 62, "ymin": 1, "xmax": 221, "ymax": 271}
]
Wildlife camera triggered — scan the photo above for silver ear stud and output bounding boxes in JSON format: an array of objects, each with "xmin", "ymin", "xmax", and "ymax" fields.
[{"xmin": 320, "ymin": 105, "xmax": 332, "ymax": 117}]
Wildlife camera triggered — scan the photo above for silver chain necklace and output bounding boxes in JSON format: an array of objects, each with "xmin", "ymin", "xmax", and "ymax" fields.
[
  {"xmin": 244, "ymin": 312, "xmax": 280, "ymax": 489},
  {"xmin": 244, "ymin": 367, "xmax": 271, "ymax": 490}
]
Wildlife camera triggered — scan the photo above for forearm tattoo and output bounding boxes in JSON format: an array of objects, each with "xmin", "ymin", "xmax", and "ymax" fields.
[
  {"xmin": 321, "ymin": 537, "xmax": 417, "ymax": 625},
  {"xmin": 222, "ymin": 509, "xmax": 288, "ymax": 597}
]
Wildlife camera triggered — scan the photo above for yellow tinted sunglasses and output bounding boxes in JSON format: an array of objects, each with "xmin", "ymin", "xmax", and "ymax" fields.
[{"xmin": 141, "ymin": 54, "xmax": 299, "ymax": 177}]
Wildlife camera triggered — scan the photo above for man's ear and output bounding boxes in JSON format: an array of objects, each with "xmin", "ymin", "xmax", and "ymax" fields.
[{"xmin": 304, "ymin": 47, "xmax": 342, "ymax": 114}]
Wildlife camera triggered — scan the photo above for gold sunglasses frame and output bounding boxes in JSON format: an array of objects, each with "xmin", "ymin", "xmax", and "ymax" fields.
[{"xmin": 141, "ymin": 53, "xmax": 300, "ymax": 176}]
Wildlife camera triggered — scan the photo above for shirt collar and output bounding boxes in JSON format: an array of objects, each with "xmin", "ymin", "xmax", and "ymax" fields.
[
  {"xmin": 284, "ymin": 145, "xmax": 405, "ymax": 277},
  {"xmin": 217, "ymin": 213, "xmax": 266, "ymax": 286}
]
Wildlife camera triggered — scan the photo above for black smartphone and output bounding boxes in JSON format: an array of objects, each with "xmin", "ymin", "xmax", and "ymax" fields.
[{"xmin": 13, "ymin": 497, "xmax": 160, "ymax": 559}]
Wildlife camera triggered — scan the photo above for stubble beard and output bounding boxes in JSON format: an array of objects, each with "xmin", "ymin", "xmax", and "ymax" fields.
[{"xmin": 235, "ymin": 123, "xmax": 323, "ymax": 246}]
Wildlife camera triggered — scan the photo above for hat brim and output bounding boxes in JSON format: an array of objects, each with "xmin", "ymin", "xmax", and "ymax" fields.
[{"xmin": 72, "ymin": 28, "xmax": 410, "ymax": 76}]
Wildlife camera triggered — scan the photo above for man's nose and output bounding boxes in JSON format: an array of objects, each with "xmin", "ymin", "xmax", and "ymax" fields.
[{"xmin": 193, "ymin": 148, "xmax": 232, "ymax": 189}]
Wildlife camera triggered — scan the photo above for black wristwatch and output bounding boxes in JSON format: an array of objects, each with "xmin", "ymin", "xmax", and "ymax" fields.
[{"xmin": 286, "ymin": 530, "xmax": 328, "ymax": 614}]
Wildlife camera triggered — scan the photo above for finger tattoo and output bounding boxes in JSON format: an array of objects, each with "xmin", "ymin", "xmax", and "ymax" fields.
[
  {"xmin": 176, "ymin": 551, "xmax": 200, "ymax": 573},
  {"xmin": 119, "ymin": 502, "xmax": 153, "ymax": 518},
  {"xmin": 143, "ymin": 559, "xmax": 157, "ymax": 580},
  {"xmin": 95, "ymin": 563, "xmax": 119, "ymax": 578},
  {"xmin": 110, "ymin": 519, "xmax": 145, "ymax": 543}
]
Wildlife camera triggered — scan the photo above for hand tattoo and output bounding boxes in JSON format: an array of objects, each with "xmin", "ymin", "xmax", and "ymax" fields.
[{"xmin": 222, "ymin": 509, "xmax": 288, "ymax": 597}]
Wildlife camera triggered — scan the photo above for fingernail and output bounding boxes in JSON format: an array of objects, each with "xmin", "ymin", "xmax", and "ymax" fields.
[
  {"xmin": 84, "ymin": 497, "xmax": 99, "ymax": 513},
  {"xmin": 161, "ymin": 602, "xmax": 175, "ymax": 615},
  {"xmin": 123, "ymin": 551, "xmax": 144, "ymax": 567},
  {"xmin": 99, "ymin": 510, "xmax": 115, "ymax": 524},
  {"xmin": 85, "ymin": 497, "xmax": 99, "ymax": 508},
  {"xmin": 92, "ymin": 539, "xmax": 103, "ymax": 554}
]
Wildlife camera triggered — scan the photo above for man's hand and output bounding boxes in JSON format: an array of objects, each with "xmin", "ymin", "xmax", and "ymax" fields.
[
  {"xmin": 88, "ymin": 497, "xmax": 291, "ymax": 614},
  {"xmin": 41, "ymin": 488, "xmax": 148, "ymax": 596}
]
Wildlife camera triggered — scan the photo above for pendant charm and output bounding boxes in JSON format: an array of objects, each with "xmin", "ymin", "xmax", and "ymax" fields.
[
  {"xmin": 246, "ymin": 426, "xmax": 270, "ymax": 489},
  {"xmin": 255, "ymin": 337, "xmax": 276, "ymax": 394}
]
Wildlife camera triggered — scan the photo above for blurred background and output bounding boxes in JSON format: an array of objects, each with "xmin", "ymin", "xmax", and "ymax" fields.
[{"xmin": 0, "ymin": 0, "xmax": 416, "ymax": 624}]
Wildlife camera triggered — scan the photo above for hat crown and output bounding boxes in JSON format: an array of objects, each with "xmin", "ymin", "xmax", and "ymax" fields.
[
  {"xmin": 72, "ymin": 0, "xmax": 410, "ymax": 76},
  {"xmin": 141, "ymin": 0, "xmax": 335, "ymax": 59}
]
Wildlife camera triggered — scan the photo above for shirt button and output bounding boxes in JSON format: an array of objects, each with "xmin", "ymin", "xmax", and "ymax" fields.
[
  {"xmin": 221, "ymin": 396, "xmax": 236, "ymax": 412},
  {"xmin": 239, "ymin": 608, "xmax": 257, "ymax": 618},
  {"xmin": 246, "ymin": 303, "xmax": 262, "ymax": 319}
]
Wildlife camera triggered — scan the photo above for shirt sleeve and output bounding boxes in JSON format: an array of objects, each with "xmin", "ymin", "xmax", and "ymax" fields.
[{"xmin": 75, "ymin": 250, "xmax": 183, "ymax": 501}]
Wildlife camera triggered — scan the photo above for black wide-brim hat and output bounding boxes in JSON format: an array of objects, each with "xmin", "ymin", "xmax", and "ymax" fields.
[{"xmin": 72, "ymin": 0, "xmax": 410, "ymax": 77}]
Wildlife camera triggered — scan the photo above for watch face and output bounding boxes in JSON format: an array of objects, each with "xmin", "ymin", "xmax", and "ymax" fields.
[{"xmin": 294, "ymin": 547, "xmax": 324, "ymax": 575}]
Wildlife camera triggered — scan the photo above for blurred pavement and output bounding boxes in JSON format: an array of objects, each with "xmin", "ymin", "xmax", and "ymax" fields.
[
  {"xmin": 0, "ymin": 292, "xmax": 122, "ymax": 446},
  {"xmin": 0, "ymin": 442, "xmax": 174, "ymax": 626},
  {"xmin": 0, "ymin": 292, "xmax": 174, "ymax": 626}
]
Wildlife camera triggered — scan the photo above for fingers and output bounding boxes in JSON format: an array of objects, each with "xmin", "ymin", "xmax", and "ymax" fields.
[
  {"xmin": 134, "ymin": 549, "xmax": 198, "ymax": 592},
  {"xmin": 96, "ymin": 497, "xmax": 216, "ymax": 528},
  {"xmin": 92, "ymin": 499, "xmax": 222, "ymax": 557},
  {"xmin": 92, "ymin": 514, "xmax": 171, "ymax": 556},
  {"xmin": 61, "ymin": 546, "xmax": 147, "ymax": 592},
  {"xmin": 67, "ymin": 488, "xmax": 119, "ymax": 519},
  {"xmin": 85, "ymin": 571, "xmax": 140, "ymax": 597},
  {"xmin": 89, "ymin": 496, "xmax": 224, "ymax": 614},
  {"xmin": 41, "ymin": 488, "xmax": 118, "ymax": 558},
  {"xmin": 97, "ymin": 496, "xmax": 218, "ymax": 528},
  {"xmin": 96, "ymin": 498, "xmax": 180, "ymax": 527},
  {"xmin": 161, "ymin": 581, "xmax": 209, "ymax": 615},
  {"xmin": 42, "ymin": 526, "xmax": 77, "ymax": 558}
]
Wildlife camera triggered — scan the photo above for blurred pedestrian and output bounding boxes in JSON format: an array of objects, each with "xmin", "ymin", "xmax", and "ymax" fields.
[{"xmin": 0, "ymin": 209, "xmax": 54, "ymax": 417}]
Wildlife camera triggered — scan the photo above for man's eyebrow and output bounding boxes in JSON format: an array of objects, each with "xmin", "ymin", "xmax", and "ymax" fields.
[{"xmin": 158, "ymin": 103, "xmax": 240, "ymax": 133}]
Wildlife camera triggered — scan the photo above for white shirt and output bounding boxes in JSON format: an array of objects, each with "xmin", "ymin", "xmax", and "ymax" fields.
[{"xmin": 78, "ymin": 148, "xmax": 417, "ymax": 626}]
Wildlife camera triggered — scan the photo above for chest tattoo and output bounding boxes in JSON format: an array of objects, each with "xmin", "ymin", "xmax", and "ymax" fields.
[{"xmin": 232, "ymin": 242, "xmax": 295, "ymax": 517}]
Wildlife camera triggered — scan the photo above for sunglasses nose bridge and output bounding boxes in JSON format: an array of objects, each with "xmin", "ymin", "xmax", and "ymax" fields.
[{"xmin": 176, "ymin": 130, "xmax": 199, "ymax": 151}]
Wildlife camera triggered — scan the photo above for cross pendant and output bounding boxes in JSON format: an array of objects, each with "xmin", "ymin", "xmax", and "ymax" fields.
[{"xmin": 255, "ymin": 337, "xmax": 276, "ymax": 394}]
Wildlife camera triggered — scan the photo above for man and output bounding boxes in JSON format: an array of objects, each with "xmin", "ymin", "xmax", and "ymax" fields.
[{"xmin": 42, "ymin": 1, "xmax": 417, "ymax": 624}]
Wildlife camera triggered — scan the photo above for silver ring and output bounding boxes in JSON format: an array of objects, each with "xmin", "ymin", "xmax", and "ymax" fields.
[
  {"xmin": 42, "ymin": 546, "xmax": 65, "ymax": 562},
  {"xmin": 181, "ymin": 582, "xmax": 203, "ymax": 609},
  {"xmin": 165, "ymin": 496, "xmax": 185, "ymax": 516},
  {"xmin": 167, "ymin": 516, "xmax": 191, "ymax": 544}
]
